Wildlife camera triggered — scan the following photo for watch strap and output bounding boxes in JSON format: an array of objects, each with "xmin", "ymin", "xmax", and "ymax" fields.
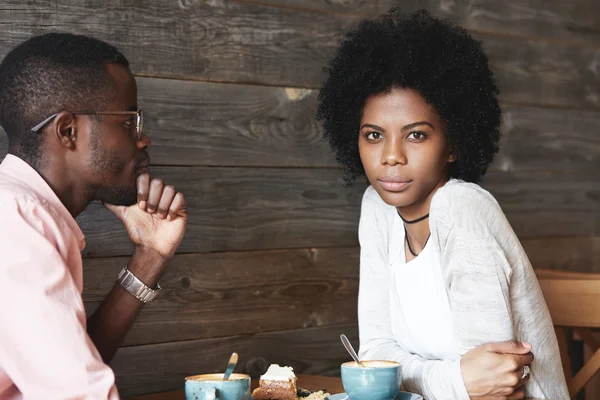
[{"xmin": 117, "ymin": 267, "xmax": 161, "ymax": 303}]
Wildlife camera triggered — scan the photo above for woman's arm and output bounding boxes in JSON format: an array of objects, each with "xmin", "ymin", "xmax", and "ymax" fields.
[{"xmin": 432, "ymin": 183, "xmax": 543, "ymax": 399}]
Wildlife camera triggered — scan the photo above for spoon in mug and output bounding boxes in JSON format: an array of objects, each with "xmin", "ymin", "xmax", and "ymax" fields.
[
  {"xmin": 340, "ymin": 334, "xmax": 365, "ymax": 367},
  {"xmin": 223, "ymin": 352, "xmax": 238, "ymax": 380}
]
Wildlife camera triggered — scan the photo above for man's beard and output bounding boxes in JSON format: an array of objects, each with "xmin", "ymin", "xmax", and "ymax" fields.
[
  {"xmin": 89, "ymin": 125, "xmax": 138, "ymax": 206},
  {"xmin": 96, "ymin": 183, "xmax": 137, "ymax": 206}
]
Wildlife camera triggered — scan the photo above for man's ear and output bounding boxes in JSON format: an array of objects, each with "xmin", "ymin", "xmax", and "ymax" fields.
[
  {"xmin": 448, "ymin": 152, "xmax": 456, "ymax": 163},
  {"xmin": 52, "ymin": 111, "xmax": 78, "ymax": 149}
]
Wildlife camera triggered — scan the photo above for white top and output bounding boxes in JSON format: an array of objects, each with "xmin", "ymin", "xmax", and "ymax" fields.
[
  {"xmin": 389, "ymin": 217, "xmax": 457, "ymax": 362},
  {"xmin": 357, "ymin": 180, "xmax": 569, "ymax": 400}
]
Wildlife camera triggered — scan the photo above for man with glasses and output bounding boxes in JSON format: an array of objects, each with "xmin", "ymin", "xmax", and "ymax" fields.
[{"xmin": 0, "ymin": 33, "xmax": 187, "ymax": 398}]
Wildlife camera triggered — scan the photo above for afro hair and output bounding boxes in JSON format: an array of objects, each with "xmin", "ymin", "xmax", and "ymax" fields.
[{"xmin": 317, "ymin": 9, "xmax": 501, "ymax": 184}]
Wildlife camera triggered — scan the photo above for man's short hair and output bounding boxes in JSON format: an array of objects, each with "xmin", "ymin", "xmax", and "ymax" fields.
[{"xmin": 0, "ymin": 33, "xmax": 129, "ymax": 160}]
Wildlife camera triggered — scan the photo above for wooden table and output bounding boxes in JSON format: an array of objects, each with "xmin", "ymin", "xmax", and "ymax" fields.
[{"xmin": 125, "ymin": 375, "xmax": 547, "ymax": 400}]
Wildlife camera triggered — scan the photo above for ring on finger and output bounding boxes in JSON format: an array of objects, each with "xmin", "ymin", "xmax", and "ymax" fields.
[{"xmin": 521, "ymin": 365, "xmax": 531, "ymax": 379}]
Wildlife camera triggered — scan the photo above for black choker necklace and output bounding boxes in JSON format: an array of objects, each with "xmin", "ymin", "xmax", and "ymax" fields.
[
  {"xmin": 404, "ymin": 226, "xmax": 430, "ymax": 257},
  {"xmin": 399, "ymin": 211, "xmax": 431, "ymax": 257},
  {"xmin": 398, "ymin": 212, "xmax": 429, "ymax": 224}
]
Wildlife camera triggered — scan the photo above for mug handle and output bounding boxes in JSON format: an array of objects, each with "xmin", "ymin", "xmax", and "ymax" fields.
[{"xmin": 205, "ymin": 387, "xmax": 217, "ymax": 400}]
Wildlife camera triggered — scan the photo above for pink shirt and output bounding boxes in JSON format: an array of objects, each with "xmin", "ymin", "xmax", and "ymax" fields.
[{"xmin": 0, "ymin": 155, "xmax": 119, "ymax": 399}]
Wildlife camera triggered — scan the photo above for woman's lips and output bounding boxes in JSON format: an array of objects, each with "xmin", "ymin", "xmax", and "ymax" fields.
[{"xmin": 378, "ymin": 177, "xmax": 412, "ymax": 192}]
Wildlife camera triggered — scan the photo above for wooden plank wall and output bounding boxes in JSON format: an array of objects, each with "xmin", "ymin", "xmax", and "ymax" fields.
[{"xmin": 1, "ymin": 0, "xmax": 600, "ymax": 397}]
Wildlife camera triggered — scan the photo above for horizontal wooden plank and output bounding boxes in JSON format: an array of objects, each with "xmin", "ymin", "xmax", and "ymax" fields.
[
  {"xmin": 381, "ymin": 0, "xmax": 600, "ymax": 48},
  {"xmin": 0, "ymin": 0, "xmax": 357, "ymax": 88},
  {"xmin": 136, "ymin": 78, "xmax": 335, "ymax": 167},
  {"xmin": 476, "ymin": 32, "xmax": 600, "ymax": 109},
  {"xmin": 249, "ymin": 0, "xmax": 382, "ymax": 14},
  {"xmin": 83, "ymin": 248, "xmax": 359, "ymax": 346},
  {"xmin": 495, "ymin": 105, "xmax": 600, "ymax": 172},
  {"xmin": 523, "ymin": 236, "xmax": 600, "ymax": 273},
  {"xmin": 2, "ymin": 78, "xmax": 600, "ymax": 170},
  {"xmin": 0, "ymin": 1, "xmax": 598, "ymax": 108},
  {"xmin": 215, "ymin": 0, "xmax": 600, "ymax": 49},
  {"xmin": 481, "ymin": 171, "xmax": 600, "ymax": 238},
  {"xmin": 110, "ymin": 324, "xmax": 359, "ymax": 397}
]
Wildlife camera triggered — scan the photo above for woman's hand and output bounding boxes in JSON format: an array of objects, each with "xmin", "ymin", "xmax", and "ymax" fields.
[{"xmin": 461, "ymin": 340, "xmax": 533, "ymax": 399}]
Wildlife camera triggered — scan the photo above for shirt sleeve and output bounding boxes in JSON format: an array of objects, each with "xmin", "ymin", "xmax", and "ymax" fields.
[
  {"xmin": 0, "ymin": 207, "xmax": 119, "ymax": 399},
  {"xmin": 441, "ymin": 226, "xmax": 515, "ymax": 352},
  {"xmin": 431, "ymin": 184, "xmax": 516, "ymax": 352},
  {"xmin": 356, "ymin": 188, "xmax": 470, "ymax": 400}
]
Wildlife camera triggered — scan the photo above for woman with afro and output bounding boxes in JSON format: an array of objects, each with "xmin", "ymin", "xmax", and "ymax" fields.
[{"xmin": 317, "ymin": 9, "xmax": 568, "ymax": 400}]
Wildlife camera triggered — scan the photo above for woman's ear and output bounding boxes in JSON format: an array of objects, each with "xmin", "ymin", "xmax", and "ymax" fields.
[{"xmin": 448, "ymin": 153, "xmax": 456, "ymax": 163}]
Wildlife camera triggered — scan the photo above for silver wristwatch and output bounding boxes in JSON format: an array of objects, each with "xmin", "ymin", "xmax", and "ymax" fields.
[{"xmin": 117, "ymin": 267, "xmax": 161, "ymax": 303}]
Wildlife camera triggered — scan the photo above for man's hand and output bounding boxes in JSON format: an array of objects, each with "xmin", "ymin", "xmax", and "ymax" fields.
[
  {"xmin": 104, "ymin": 173, "xmax": 187, "ymax": 261},
  {"xmin": 461, "ymin": 340, "xmax": 533, "ymax": 400}
]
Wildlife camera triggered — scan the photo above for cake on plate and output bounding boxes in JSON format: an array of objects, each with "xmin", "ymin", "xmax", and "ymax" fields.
[
  {"xmin": 252, "ymin": 364, "xmax": 298, "ymax": 400},
  {"xmin": 251, "ymin": 364, "xmax": 331, "ymax": 400}
]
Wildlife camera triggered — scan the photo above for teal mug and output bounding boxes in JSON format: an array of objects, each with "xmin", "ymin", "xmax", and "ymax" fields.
[
  {"xmin": 341, "ymin": 360, "xmax": 402, "ymax": 400},
  {"xmin": 185, "ymin": 373, "xmax": 252, "ymax": 400}
]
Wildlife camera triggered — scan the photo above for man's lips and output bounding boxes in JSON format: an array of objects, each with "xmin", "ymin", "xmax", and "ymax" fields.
[
  {"xmin": 136, "ymin": 158, "xmax": 150, "ymax": 169},
  {"xmin": 135, "ymin": 159, "xmax": 150, "ymax": 174},
  {"xmin": 377, "ymin": 176, "xmax": 412, "ymax": 192}
]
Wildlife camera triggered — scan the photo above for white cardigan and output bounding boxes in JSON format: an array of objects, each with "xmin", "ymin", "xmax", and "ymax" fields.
[{"xmin": 357, "ymin": 180, "xmax": 569, "ymax": 400}]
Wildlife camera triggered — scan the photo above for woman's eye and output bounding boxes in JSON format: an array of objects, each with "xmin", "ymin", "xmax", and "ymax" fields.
[
  {"xmin": 366, "ymin": 132, "xmax": 383, "ymax": 140},
  {"xmin": 122, "ymin": 119, "xmax": 133, "ymax": 128},
  {"xmin": 408, "ymin": 131, "xmax": 426, "ymax": 140}
]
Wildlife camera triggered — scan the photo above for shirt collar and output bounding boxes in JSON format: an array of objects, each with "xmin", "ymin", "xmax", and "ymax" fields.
[{"xmin": 0, "ymin": 154, "xmax": 86, "ymax": 250}]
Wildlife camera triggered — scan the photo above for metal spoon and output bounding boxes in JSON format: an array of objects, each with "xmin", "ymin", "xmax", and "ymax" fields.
[
  {"xmin": 223, "ymin": 352, "xmax": 238, "ymax": 380},
  {"xmin": 340, "ymin": 334, "xmax": 364, "ymax": 367}
]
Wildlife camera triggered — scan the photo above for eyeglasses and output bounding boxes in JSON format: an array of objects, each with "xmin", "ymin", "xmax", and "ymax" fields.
[{"xmin": 31, "ymin": 110, "xmax": 144, "ymax": 140}]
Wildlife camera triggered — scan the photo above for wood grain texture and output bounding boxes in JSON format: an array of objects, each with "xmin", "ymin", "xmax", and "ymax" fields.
[
  {"xmin": 0, "ymin": 1, "xmax": 598, "ymax": 108},
  {"xmin": 523, "ymin": 237, "xmax": 600, "ymax": 273},
  {"xmin": 480, "ymin": 171, "xmax": 600, "ymax": 238},
  {"xmin": 110, "ymin": 324, "xmax": 359, "ymax": 397},
  {"xmin": 495, "ymin": 105, "xmax": 600, "ymax": 173},
  {"xmin": 83, "ymin": 248, "xmax": 359, "ymax": 346},
  {"xmin": 380, "ymin": 0, "xmax": 600, "ymax": 47},
  {"xmin": 245, "ymin": 0, "xmax": 382, "ymax": 14},
  {"xmin": 0, "ymin": 0, "xmax": 357, "ymax": 88},
  {"xmin": 135, "ymin": 78, "xmax": 335, "ymax": 167},
  {"xmin": 475, "ymin": 32, "xmax": 600, "ymax": 109}
]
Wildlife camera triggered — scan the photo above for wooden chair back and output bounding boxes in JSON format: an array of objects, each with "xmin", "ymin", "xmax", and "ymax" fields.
[{"xmin": 536, "ymin": 269, "xmax": 600, "ymax": 398}]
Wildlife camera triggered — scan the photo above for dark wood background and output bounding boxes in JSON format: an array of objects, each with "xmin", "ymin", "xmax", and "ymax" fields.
[{"xmin": 1, "ymin": 0, "xmax": 600, "ymax": 397}]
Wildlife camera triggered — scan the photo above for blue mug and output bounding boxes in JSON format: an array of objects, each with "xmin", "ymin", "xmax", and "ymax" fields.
[
  {"xmin": 341, "ymin": 360, "xmax": 402, "ymax": 400},
  {"xmin": 185, "ymin": 373, "xmax": 252, "ymax": 400}
]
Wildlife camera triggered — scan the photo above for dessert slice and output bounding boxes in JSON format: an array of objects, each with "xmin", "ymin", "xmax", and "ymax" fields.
[{"xmin": 251, "ymin": 364, "xmax": 298, "ymax": 400}]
